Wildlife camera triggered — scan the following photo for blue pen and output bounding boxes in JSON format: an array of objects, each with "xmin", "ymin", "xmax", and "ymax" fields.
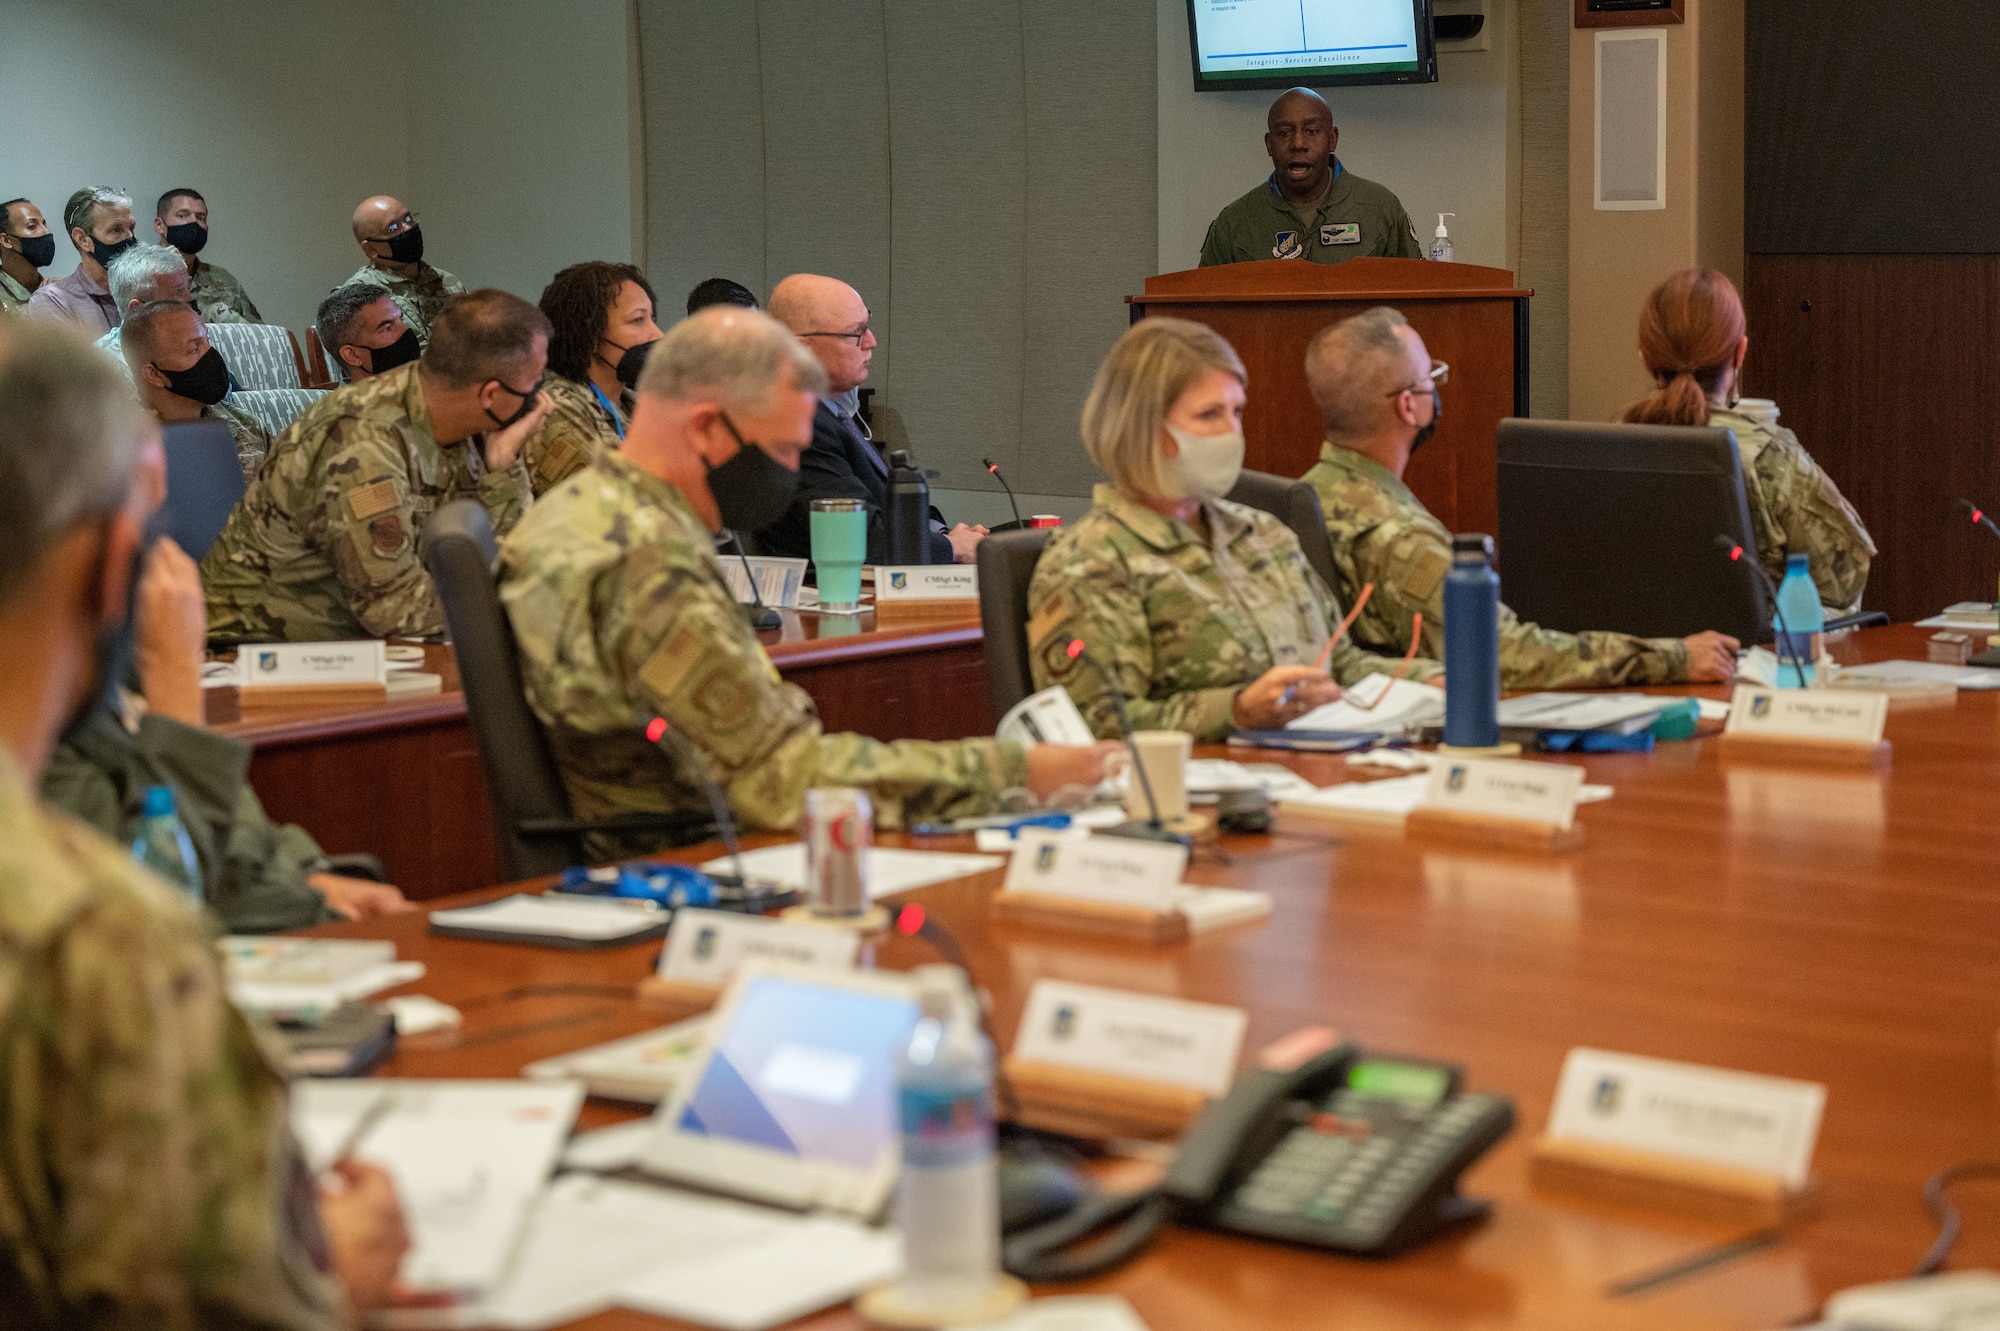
[{"xmin": 910, "ymin": 811, "xmax": 1074, "ymax": 837}]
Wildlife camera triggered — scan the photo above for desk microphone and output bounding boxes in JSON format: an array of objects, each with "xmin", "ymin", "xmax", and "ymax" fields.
[
  {"xmin": 982, "ymin": 457, "xmax": 1025, "ymax": 530},
  {"xmin": 1960, "ymin": 498, "xmax": 2000, "ymax": 543},
  {"xmin": 1714, "ymin": 534, "xmax": 1808, "ymax": 688},
  {"xmin": 646, "ymin": 715, "xmax": 750, "ymax": 891},
  {"xmin": 1061, "ymin": 638, "xmax": 1185, "ymax": 846},
  {"xmin": 727, "ymin": 531, "xmax": 782, "ymax": 631}
]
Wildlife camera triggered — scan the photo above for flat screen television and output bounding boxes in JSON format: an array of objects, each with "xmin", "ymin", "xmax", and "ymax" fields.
[{"xmin": 1186, "ymin": 0, "xmax": 1438, "ymax": 91}]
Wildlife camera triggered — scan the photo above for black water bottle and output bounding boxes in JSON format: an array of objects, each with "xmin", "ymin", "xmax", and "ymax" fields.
[{"xmin": 886, "ymin": 449, "xmax": 931, "ymax": 565}]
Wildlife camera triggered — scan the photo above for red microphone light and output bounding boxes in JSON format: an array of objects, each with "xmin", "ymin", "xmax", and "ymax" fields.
[
  {"xmin": 896, "ymin": 904, "xmax": 926, "ymax": 936},
  {"xmin": 645, "ymin": 717, "xmax": 668, "ymax": 743},
  {"xmin": 1974, "ymin": 509, "xmax": 1986, "ymax": 526},
  {"xmin": 1727, "ymin": 544, "xmax": 1744, "ymax": 562},
  {"xmin": 1065, "ymin": 639, "xmax": 1085, "ymax": 660}
]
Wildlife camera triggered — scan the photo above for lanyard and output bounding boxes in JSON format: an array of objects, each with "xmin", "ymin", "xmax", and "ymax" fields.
[{"xmin": 590, "ymin": 383, "xmax": 627, "ymax": 440}]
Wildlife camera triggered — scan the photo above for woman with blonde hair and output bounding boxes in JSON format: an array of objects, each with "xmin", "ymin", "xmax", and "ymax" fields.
[
  {"xmin": 1622, "ymin": 267, "xmax": 1874, "ymax": 610},
  {"xmin": 1026, "ymin": 317, "xmax": 1432, "ymax": 742}
]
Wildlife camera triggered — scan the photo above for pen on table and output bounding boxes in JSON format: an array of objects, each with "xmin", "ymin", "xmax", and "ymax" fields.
[
  {"xmin": 1604, "ymin": 1226, "xmax": 1782, "ymax": 1298},
  {"xmin": 325, "ymin": 1092, "xmax": 396, "ymax": 1175}
]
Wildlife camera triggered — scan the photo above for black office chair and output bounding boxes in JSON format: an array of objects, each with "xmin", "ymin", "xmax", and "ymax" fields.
[
  {"xmin": 422, "ymin": 501, "xmax": 711, "ymax": 880},
  {"xmin": 160, "ymin": 419, "xmax": 247, "ymax": 561},
  {"xmin": 1225, "ymin": 469, "xmax": 1340, "ymax": 594},
  {"xmin": 975, "ymin": 528, "xmax": 1052, "ymax": 719}
]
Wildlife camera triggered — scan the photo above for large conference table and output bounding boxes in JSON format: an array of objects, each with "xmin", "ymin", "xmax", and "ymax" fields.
[{"xmin": 311, "ymin": 624, "xmax": 2000, "ymax": 1329}]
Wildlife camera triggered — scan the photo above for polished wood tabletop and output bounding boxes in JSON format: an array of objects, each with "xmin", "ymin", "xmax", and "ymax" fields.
[{"xmin": 310, "ymin": 624, "xmax": 2000, "ymax": 1330}]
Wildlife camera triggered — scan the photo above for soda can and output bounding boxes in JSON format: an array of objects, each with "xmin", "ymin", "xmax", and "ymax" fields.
[
  {"xmin": 804, "ymin": 787, "xmax": 872, "ymax": 916},
  {"xmin": 1028, "ymin": 514, "xmax": 1063, "ymax": 528}
]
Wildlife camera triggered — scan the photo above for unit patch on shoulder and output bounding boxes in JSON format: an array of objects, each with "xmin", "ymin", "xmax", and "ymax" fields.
[
  {"xmin": 1398, "ymin": 546, "xmax": 1451, "ymax": 603},
  {"xmin": 1026, "ymin": 590, "xmax": 1075, "ymax": 649},
  {"xmin": 344, "ymin": 478, "xmax": 400, "ymax": 522}
]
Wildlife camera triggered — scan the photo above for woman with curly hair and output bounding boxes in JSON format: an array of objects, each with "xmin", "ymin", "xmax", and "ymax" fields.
[{"xmin": 520, "ymin": 261, "xmax": 663, "ymax": 495}]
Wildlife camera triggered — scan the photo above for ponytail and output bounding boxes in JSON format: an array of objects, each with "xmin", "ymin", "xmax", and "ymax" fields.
[{"xmin": 1619, "ymin": 267, "xmax": 1746, "ymax": 427}]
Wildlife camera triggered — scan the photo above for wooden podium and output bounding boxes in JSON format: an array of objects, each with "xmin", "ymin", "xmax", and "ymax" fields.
[{"xmin": 1128, "ymin": 258, "xmax": 1531, "ymax": 537}]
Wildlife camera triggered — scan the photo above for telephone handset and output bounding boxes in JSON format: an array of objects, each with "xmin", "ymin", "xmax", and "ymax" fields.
[{"xmin": 1004, "ymin": 1041, "xmax": 1514, "ymax": 1281}]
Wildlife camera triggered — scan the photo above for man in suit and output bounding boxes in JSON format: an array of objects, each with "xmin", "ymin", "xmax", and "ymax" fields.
[{"xmin": 758, "ymin": 273, "xmax": 985, "ymax": 566}]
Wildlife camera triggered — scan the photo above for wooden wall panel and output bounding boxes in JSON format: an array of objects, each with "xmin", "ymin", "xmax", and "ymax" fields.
[{"xmin": 1743, "ymin": 254, "xmax": 2000, "ymax": 624}]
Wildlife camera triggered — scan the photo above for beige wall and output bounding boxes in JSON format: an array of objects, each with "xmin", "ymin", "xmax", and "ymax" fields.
[{"xmin": 1567, "ymin": 0, "xmax": 1743, "ymax": 425}]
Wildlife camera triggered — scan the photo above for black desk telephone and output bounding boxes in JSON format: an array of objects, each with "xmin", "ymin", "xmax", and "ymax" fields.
[{"xmin": 1004, "ymin": 1041, "xmax": 1514, "ymax": 1281}]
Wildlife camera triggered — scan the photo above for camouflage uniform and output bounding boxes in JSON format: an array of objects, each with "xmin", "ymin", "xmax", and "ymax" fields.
[
  {"xmin": 0, "ymin": 270, "xmax": 31, "ymax": 315},
  {"xmin": 520, "ymin": 375, "xmax": 622, "ymax": 497},
  {"xmin": 1025, "ymin": 484, "xmax": 1437, "ymax": 742},
  {"xmin": 497, "ymin": 452, "xmax": 1028, "ymax": 861},
  {"xmin": 1304, "ymin": 444, "xmax": 1691, "ymax": 689},
  {"xmin": 1709, "ymin": 404, "xmax": 1875, "ymax": 612},
  {"xmin": 340, "ymin": 261, "xmax": 464, "ymax": 349},
  {"xmin": 0, "ymin": 748, "xmax": 345, "ymax": 1328},
  {"xmin": 1199, "ymin": 160, "xmax": 1424, "ymax": 267},
  {"xmin": 211, "ymin": 399, "xmax": 273, "ymax": 481},
  {"xmin": 202, "ymin": 360, "xmax": 529, "ymax": 642},
  {"xmin": 189, "ymin": 259, "xmax": 262, "ymax": 324}
]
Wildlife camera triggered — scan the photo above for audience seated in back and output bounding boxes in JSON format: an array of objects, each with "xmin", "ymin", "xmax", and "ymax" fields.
[
  {"xmin": 1028, "ymin": 317, "xmax": 1433, "ymax": 743},
  {"xmin": 519, "ymin": 260, "xmax": 663, "ymax": 494},
  {"xmin": 122, "ymin": 300, "xmax": 269, "ymax": 481},
  {"xmin": 686, "ymin": 276, "xmax": 758, "ymax": 315},
  {"xmin": 495, "ymin": 305, "xmax": 1116, "ymax": 861},
  {"xmin": 25, "ymin": 186, "xmax": 135, "ymax": 336},
  {"xmin": 94, "ymin": 243, "xmax": 194, "ymax": 371},
  {"xmin": 1302, "ymin": 306, "xmax": 1739, "ymax": 688},
  {"xmin": 317, "ymin": 282, "xmax": 420, "ymax": 384},
  {"xmin": 0, "ymin": 315, "xmax": 411, "ymax": 1322},
  {"xmin": 201, "ymin": 288, "xmax": 553, "ymax": 643},
  {"xmin": 341, "ymin": 194, "xmax": 463, "ymax": 349},
  {"xmin": 43, "ymin": 536, "xmax": 415, "ymax": 929},
  {"xmin": 1621, "ymin": 267, "xmax": 1876, "ymax": 612},
  {"xmin": 0, "ymin": 197, "xmax": 54, "ymax": 313},
  {"xmin": 153, "ymin": 187, "xmax": 260, "ymax": 324},
  {"xmin": 757, "ymin": 273, "xmax": 986, "ymax": 566}
]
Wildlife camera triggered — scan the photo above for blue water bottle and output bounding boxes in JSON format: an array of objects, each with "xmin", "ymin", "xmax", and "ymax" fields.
[
  {"xmin": 132, "ymin": 785, "xmax": 202, "ymax": 902},
  {"xmin": 1443, "ymin": 534, "xmax": 1501, "ymax": 748},
  {"xmin": 1772, "ymin": 553, "xmax": 1823, "ymax": 688}
]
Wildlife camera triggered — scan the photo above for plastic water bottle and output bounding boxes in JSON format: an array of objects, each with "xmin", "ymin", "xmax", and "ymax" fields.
[
  {"xmin": 1443, "ymin": 534, "xmax": 1500, "ymax": 748},
  {"xmin": 886, "ymin": 449, "xmax": 931, "ymax": 565},
  {"xmin": 1772, "ymin": 553, "xmax": 1823, "ymax": 688},
  {"xmin": 892, "ymin": 965, "xmax": 1002, "ymax": 1315},
  {"xmin": 132, "ymin": 785, "xmax": 202, "ymax": 902},
  {"xmin": 1428, "ymin": 212, "xmax": 1456, "ymax": 262}
]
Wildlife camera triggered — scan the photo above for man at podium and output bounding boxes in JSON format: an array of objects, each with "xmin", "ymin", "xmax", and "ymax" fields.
[{"xmin": 1199, "ymin": 88, "xmax": 1423, "ymax": 268}]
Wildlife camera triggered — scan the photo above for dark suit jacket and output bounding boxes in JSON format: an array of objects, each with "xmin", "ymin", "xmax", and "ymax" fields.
[{"xmin": 757, "ymin": 400, "xmax": 952, "ymax": 566}]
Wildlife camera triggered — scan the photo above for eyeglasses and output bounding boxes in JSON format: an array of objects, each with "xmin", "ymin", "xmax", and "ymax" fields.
[
  {"xmin": 367, "ymin": 211, "xmax": 419, "ymax": 242},
  {"xmin": 1385, "ymin": 361, "xmax": 1449, "ymax": 398},
  {"xmin": 1309, "ymin": 582, "xmax": 1423, "ymax": 710},
  {"xmin": 799, "ymin": 326, "xmax": 871, "ymax": 345}
]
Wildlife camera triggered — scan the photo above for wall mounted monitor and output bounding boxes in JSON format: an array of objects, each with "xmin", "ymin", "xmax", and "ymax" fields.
[{"xmin": 1187, "ymin": 0, "xmax": 1438, "ymax": 91}]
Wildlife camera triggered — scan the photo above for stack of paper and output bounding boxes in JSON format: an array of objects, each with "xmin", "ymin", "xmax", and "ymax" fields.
[
  {"xmin": 1288, "ymin": 673, "xmax": 1445, "ymax": 734},
  {"xmin": 219, "ymin": 937, "xmax": 422, "ymax": 1017},
  {"xmin": 1495, "ymin": 693, "xmax": 1664, "ymax": 734},
  {"xmin": 429, "ymin": 894, "xmax": 671, "ymax": 947},
  {"xmin": 1828, "ymin": 659, "xmax": 2000, "ymax": 692},
  {"xmin": 523, "ymin": 1015, "xmax": 711, "ymax": 1104},
  {"xmin": 698, "ymin": 844, "xmax": 1004, "ymax": 899}
]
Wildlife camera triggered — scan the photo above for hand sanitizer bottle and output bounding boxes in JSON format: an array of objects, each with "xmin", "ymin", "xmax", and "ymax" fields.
[{"xmin": 1429, "ymin": 213, "xmax": 1456, "ymax": 262}]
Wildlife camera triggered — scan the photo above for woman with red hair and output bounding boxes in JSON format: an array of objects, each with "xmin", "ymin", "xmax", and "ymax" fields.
[{"xmin": 1623, "ymin": 267, "xmax": 1874, "ymax": 610}]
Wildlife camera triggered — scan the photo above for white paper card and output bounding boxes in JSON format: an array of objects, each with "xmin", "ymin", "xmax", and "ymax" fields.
[
  {"xmin": 1724, "ymin": 684, "xmax": 1889, "ymax": 744},
  {"xmin": 1422, "ymin": 756, "xmax": 1587, "ymax": 829},
  {"xmin": 1013, "ymin": 979, "xmax": 1247, "ymax": 1098},
  {"xmin": 874, "ymin": 565, "xmax": 978, "ymax": 601},
  {"xmin": 239, "ymin": 640, "xmax": 385, "ymax": 687},
  {"xmin": 997, "ymin": 685, "xmax": 1096, "ymax": 747},
  {"xmin": 657, "ymin": 909, "xmax": 859, "ymax": 987},
  {"xmin": 720, "ymin": 556, "xmax": 807, "ymax": 609},
  {"xmin": 1546, "ymin": 1047, "xmax": 1826, "ymax": 1187},
  {"xmin": 1002, "ymin": 829, "xmax": 1186, "ymax": 912},
  {"xmin": 969, "ymin": 1296, "xmax": 1153, "ymax": 1331},
  {"xmin": 698, "ymin": 844, "xmax": 1003, "ymax": 899}
]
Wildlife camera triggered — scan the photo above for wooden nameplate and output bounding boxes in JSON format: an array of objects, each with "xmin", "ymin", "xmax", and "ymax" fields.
[
  {"xmin": 1530, "ymin": 1135, "xmax": 1800, "ymax": 1225},
  {"xmin": 1404, "ymin": 805, "xmax": 1586, "ymax": 852},
  {"xmin": 1715, "ymin": 733, "xmax": 1891, "ymax": 768},
  {"xmin": 871, "ymin": 595, "xmax": 979, "ymax": 624},
  {"xmin": 633, "ymin": 974, "xmax": 721, "ymax": 1014},
  {"xmin": 239, "ymin": 681, "xmax": 388, "ymax": 707},
  {"xmin": 989, "ymin": 890, "xmax": 1190, "ymax": 945},
  {"xmin": 1002, "ymin": 1056, "xmax": 1209, "ymax": 1140}
]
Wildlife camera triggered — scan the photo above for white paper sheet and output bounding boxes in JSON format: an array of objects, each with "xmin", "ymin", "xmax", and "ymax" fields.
[
  {"xmin": 699, "ymin": 845, "xmax": 1003, "ymax": 899},
  {"xmin": 1288, "ymin": 673, "xmax": 1444, "ymax": 733},
  {"xmin": 1829, "ymin": 658, "xmax": 2000, "ymax": 691},
  {"xmin": 428, "ymin": 895, "xmax": 664, "ymax": 941}
]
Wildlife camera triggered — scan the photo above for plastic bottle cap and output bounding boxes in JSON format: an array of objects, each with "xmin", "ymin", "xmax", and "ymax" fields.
[
  {"xmin": 140, "ymin": 785, "xmax": 176, "ymax": 818},
  {"xmin": 1451, "ymin": 533, "xmax": 1494, "ymax": 559}
]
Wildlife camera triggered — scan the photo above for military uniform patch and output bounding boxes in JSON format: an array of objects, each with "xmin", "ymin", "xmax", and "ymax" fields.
[
  {"xmin": 690, "ymin": 668, "xmax": 753, "ymax": 728},
  {"xmin": 1399, "ymin": 547, "xmax": 1450, "ymax": 602},
  {"xmin": 344, "ymin": 478, "xmax": 400, "ymax": 522},
  {"xmin": 639, "ymin": 624, "xmax": 704, "ymax": 701},
  {"xmin": 368, "ymin": 514, "xmax": 404, "ymax": 556},
  {"xmin": 1321, "ymin": 223, "xmax": 1360, "ymax": 246},
  {"xmin": 1273, "ymin": 230, "xmax": 1304, "ymax": 260},
  {"xmin": 1025, "ymin": 591, "xmax": 1074, "ymax": 650},
  {"xmin": 534, "ymin": 438, "xmax": 584, "ymax": 488}
]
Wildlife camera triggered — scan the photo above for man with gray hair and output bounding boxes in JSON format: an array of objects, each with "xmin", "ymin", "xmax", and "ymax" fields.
[
  {"xmin": 1300, "ymin": 306, "xmax": 1739, "ymax": 688},
  {"xmin": 316, "ymin": 282, "xmax": 419, "ymax": 384},
  {"xmin": 497, "ymin": 306, "xmax": 1114, "ymax": 860},
  {"xmin": 122, "ymin": 300, "xmax": 270, "ymax": 479},
  {"xmin": 25, "ymin": 186, "xmax": 136, "ymax": 335},
  {"xmin": 93, "ymin": 244, "xmax": 194, "ymax": 371},
  {"xmin": 0, "ymin": 317, "xmax": 411, "ymax": 1323}
]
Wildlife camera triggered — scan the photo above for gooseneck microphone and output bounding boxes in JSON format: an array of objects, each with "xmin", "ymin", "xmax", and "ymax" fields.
[
  {"xmin": 983, "ymin": 457, "xmax": 1025, "ymax": 530},
  {"xmin": 646, "ymin": 715, "xmax": 749, "ymax": 890},
  {"xmin": 1715, "ymin": 534, "xmax": 1807, "ymax": 688},
  {"xmin": 728, "ymin": 531, "xmax": 782, "ymax": 631},
  {"xmin": 1060, "ymin": 638, "xmax": 1185, "ymax": 845},
  {"xmin": 1960, "ymin": 498, "xmax": 2000, "ymax": 543}
]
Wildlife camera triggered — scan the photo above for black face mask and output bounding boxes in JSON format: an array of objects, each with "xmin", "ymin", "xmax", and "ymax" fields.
[
  {"xmin": 706, "ymin": 413, "xmax": 799, "ymax": 534},
  {"xmin": 12, "ymin": 232, "xmax": 56, "ymax": 268},
  {"xmin": 162, "ymin": 221, "xmax": 208, "ymax": 255},
  {"xmin": 379, "ymin": 224, "xmax": 424, "ymax": 265},
  {"xmin": 608, "ymin": 338, "xmax": 658, "ymax": 392},
  {"xmin": 57, "ymin": 525, "xmax": 153, "ymax": 753},
  {"xmin": 89, "ymin": 233, "xmax": 136, "ymax": 271},
  {"xmin": 484, "ymin": 377, "xmax": 544, "ymax": 430},
  {"xmin": 1409, "ymin": 388, "xmax": 1443, "ymax": 455},
  {"xmin": 156, "ymin": 345, "xmax": 230, "ymax": 406},
  {"xmin": 365, "ymin": 326, "xmax": 422, "ymax": 376}
]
